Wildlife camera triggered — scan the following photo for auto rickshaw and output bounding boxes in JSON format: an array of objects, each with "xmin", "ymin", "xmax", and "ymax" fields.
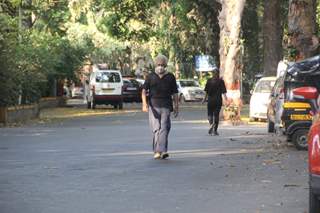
[{"xmin": 281, "ymin": 55, "xmax": 320, "ymax": 150}]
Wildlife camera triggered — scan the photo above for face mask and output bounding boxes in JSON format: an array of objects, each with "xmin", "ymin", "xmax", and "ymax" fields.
[{"xmin": 155, "ymin": 66, "xmax": 166, "ymax": 75}]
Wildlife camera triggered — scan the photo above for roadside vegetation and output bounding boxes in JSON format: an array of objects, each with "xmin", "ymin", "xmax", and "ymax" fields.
[{"xmin": 1, "ymin": 0, "xmax": 319, "ymax": 107}]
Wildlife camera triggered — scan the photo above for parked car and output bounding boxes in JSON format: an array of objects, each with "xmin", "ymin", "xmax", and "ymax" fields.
[
  {"xmin": 122, "ymin": 78, "xmax": 142, "ymax": 102},
  {"xmin": 177, "ymin": 79, "xmax": 205, "ymax": 102},
  {"xmin": 86, "ymin": 65, "xmax": 124, "ymax": 109},
  {"xmin": 292, "ymin": 86, "xmax": 320, "ymax": 212},
  {"xmin": 267, "ymin": 75, "xmax": 286, "ymax": 133},
  {"xmin": 71, "ymin": 86, "xmax": 84, "ymax": 98},
  {"xmin": 267, "ymin": 55, "xmax": 320, "ymax": 150},
  {"xmin": 249, "ymin": 76, "xmax": 276, "ymax": 121},
  {"xmin": 135, "ymin": 78, "xmax": 145, "ymax": 86}
]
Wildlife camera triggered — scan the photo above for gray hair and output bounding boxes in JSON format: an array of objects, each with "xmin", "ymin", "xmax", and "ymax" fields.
[{"xmin": 154, "ymin": 54, "xmax": 168, "ymax": 65}]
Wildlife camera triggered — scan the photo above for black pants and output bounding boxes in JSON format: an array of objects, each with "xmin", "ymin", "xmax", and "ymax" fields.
[{"xmin": 207, "ymin": 103, "xmax": 222, "ymax": 132}]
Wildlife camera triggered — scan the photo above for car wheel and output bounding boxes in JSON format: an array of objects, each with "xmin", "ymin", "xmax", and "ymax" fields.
[
  {"xmin": 267, "ymin": 120, "xmax": 275, "ymax": 133},
  {"xmin": 292, "ymin": 128, "xmax": 308, "ymax": 150},
  {"xmin": 310, "ymin": 189, "xmax": 320, "ymax": 213},
  {"xmin": 113, "ymin": 104, "xmax": 118, "ymax": 109}
]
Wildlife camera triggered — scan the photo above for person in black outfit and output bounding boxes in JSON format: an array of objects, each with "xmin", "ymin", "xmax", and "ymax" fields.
[
  {"xmin": 142, "ymin": 54, "xmax": 179, "ymax": 159},
  {"xmin": 202, "ymin": 69, "xmax": 228, "ymax": 135}
]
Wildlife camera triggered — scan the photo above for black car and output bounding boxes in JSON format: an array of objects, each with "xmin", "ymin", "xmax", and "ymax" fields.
[
  {"xmin": 267, "ymin": 55, "xmax": 320, "ymax": 150},
  {"xmin": 122, "ymin": 78, "xmax": 142, "ymax": 103}
]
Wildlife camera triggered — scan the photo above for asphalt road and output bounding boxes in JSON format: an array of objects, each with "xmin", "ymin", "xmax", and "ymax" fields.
[{"xmin": 0, "ymin": 103, "xmax": 308, "ymax": 213}]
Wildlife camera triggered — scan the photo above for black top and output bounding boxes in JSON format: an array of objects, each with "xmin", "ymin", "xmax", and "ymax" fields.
[
  {"xmin": 204, "ymin": 77, "xmax": 227, "ymax": 106},
  {"xmin": 143, "ymin": 72, "xmax": 178, "ymax": 110}
]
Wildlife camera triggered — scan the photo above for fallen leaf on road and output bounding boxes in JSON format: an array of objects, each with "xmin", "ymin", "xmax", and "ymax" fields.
[{"xmin": 263, "ymin": 159, "xmax": 281, "ymax": 165}]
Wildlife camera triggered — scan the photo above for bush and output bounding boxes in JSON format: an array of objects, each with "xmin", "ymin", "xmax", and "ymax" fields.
[{"xmin": 0, "ymin": 20, "xmax": 89, "ymax": 106}]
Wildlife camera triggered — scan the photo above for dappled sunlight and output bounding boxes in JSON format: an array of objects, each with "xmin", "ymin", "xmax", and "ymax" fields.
[
  {"xmin": 40, "ymin": 108, "xmax": 141, "ymax": 119},
  {"xmin": 173, "ymin": 119, "xmax": 207, "ymax": 124},
  {"xmin": 87, "ymin": 147, "xmax": 266, "ymax": 158}
]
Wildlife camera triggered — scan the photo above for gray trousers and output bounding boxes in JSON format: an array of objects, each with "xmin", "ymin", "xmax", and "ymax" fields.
[{"xmin": 149, "ymin": 106, "xmax": 171, "ymax": 153}]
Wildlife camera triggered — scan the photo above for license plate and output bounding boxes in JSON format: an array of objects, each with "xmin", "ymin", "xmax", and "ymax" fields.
[
  {"xmin": 195, "ymin": 95, "xmax": 203, "ymax": 99},
  {"xmin": 127, "ymin": 87, "xmax": 137, "ymax": 91},
  {"xmin": 290, "ymin": 114, "xmax": 312, "ymax": 120}
]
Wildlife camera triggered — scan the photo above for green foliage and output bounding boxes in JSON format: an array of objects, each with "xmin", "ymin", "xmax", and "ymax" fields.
[
  {"xmin": 317, "ymin": 0, "xmax": 320, "ymax": 35},
  {"xmin": 32, "ymin": 0, "xmax": 70, "ymax": 35},
  {"xmin": 1, "ymin": 0, "xmax": 306, "ymax": 106},
  {"xmin": 139, "ymin": 0, "xmax": 221, "ymax": 78},
  {"xmin": 242, "ymin": 0, "xmax": 263, "ymax": 93},
  {"xmin": 0, "ymin": 13, "xmax": 89, "ymax": 106},
  {"xmin": 0, "ymin": 12, "xmax": 20, "ymax": 106},
  {"xmin": 101, "ymin": 0, "xmax": 157, "ymax": 42}
]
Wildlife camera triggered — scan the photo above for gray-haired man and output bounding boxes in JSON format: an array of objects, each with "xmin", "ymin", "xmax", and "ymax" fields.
[{"xmin": 142, "ymin": 54, "xmax": 179, "ymax": 159}]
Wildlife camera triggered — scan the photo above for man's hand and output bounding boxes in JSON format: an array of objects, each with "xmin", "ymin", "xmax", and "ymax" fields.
[
  {"xmin": 142, "ymin": 104, "xmax": 148, "ymax": 112},
  {"xmin": 141, "ymin": 89, "xmax": 148, "ymax": 112}
]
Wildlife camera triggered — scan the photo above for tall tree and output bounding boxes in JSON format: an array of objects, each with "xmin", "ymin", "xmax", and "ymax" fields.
[
  {"xmin": 263, "ymin": 0, "xmax": 282, "ymax": 76},
  {"xmin": 288, "ymin": 0, "xmax": 318, "ymax": 60},
  {"xmin": 218, "ymin": 0, "xmax": 246, "ymax": 106}
]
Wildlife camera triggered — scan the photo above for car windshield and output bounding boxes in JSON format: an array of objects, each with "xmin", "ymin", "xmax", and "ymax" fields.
[
  {"xmin": 180, "ymin": 81, "xmax": 198, "ymax": 87},
  {"xmin": 129, "ymin": 79, "xmax": 140, "ymax": 86},
  {"xmin": 123, "ymin": 79, "xmax": 140, "ymax": 87},
  {"xmin": 254, "ymin": 80, "xmax": 275, "ymax": 93},
  {"xmin": 96, "ymin": 72, "xmax": 121, "ymax": 83}
]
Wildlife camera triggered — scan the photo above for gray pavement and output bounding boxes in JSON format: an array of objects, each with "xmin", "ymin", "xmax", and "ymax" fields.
[{"xmin": 0, "ymin": 104, "xmax": 308, "ymax": 213}]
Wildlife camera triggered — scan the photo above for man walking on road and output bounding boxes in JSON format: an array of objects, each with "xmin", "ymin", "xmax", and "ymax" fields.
[
  {"xmin": 141, "ymin": 54, "xmax": 179, "ymax": 159},
  {"xmin": 202, "ymin": 68, "xmax": 228, "ymax": 136}
]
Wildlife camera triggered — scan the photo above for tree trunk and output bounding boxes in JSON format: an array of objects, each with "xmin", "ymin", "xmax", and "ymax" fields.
[
  {"xmin": 263, "ymin": 0, "xmax": 282, "ymax": 76},
  {"xmin": 218, "ymin": 0, "xmax": 246, "ymax": 110},
  {"xmin": 288, "ymin": 0, "xmax": 318, "ymax": 60}
]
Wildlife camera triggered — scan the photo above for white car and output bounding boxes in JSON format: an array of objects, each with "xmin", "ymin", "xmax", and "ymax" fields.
[
  {"xmin": 135, "ymin": 78, "xmax": 145, "ymax": 85},
  {"xmin": 177, "ymin": 79, "xmax": 205, "ymax": 102},
  {"xmin": 71, "ymin": 86, "xmax": 84, "ymax": 98},
  {"xmin": 86, "ymin": 65, "xmax": 124, "ymax": 109},
  {"xmin": 249, "ymin": 76, "xmax": 277, "ymax": 121}
]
